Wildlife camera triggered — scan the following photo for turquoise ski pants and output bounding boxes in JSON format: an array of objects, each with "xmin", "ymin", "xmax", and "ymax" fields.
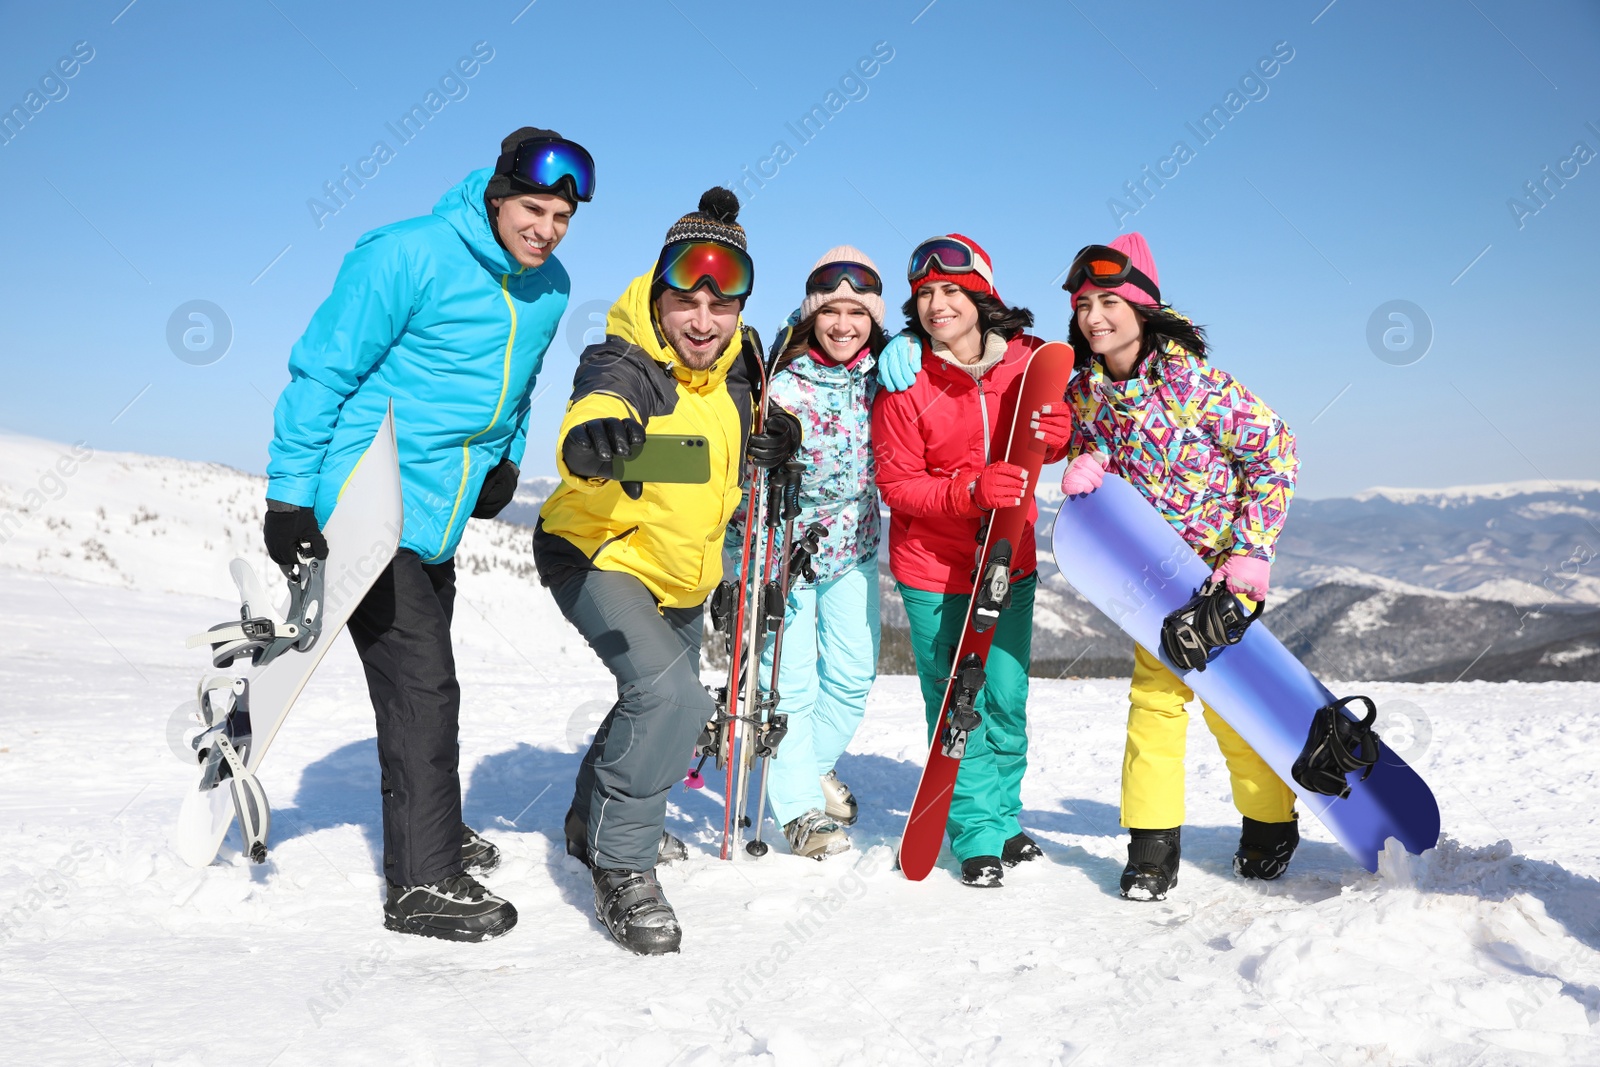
[
  {"xmin": 898, "ymin": 574, "xmax": 1035, "ymax": 862},
  {"xmin": 762, "ymin": 561, "xmax": 880, "ymax": 827}
]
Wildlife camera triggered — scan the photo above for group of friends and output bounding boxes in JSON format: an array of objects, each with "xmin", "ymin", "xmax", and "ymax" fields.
[{"xmin": 262, "ymin": 128, "xmax": 1302, "ymax": 956}]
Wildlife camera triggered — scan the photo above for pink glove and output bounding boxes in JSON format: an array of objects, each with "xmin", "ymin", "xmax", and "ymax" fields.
[
  {"xmin": 1030, "ymin": 404, "xmax": 1074, "ymax": 451},
  {"xmin": 972, "ymin": 462, "xmax": 1029, "ymax": 511},
  {"xmin": 1059, "ymin": 452, "xmax": 1106, "ymax": 496},
  {"xmin": 1212, "ymin": 555, "xmax": 1270, "ymax": 600}
]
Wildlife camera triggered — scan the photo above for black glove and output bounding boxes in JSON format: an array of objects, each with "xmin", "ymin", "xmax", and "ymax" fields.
[
  {"xmin": 748, "ymin": 408, "xmax": 801, "ymax": 470},
  {"xmin": 563, "ymin": 417, "xmax": 646, "ymax": 499},
  {"xmin": 472, "ymin": 459, "xmax": 519, "ymax": 519},
  {"xmin": 263, "ymin": 502, "xmax": 328, "ymax": 566}
]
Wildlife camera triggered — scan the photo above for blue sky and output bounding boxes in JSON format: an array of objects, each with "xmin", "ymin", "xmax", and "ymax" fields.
[{"xmin": 1, "ymin": 0, "xmax": 1596, "ymax": 497}]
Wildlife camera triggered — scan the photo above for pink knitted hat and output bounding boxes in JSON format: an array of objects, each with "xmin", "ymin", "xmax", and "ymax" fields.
[
  {"xmin": 1069, "ymin": 231, "xmax": 1161, "ymax": 306},
  {"xmin": 798, "ymin": 245, "xmax": 886, "ymax": 328}
]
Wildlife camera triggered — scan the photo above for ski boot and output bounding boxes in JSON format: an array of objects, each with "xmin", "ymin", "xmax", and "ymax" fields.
[
  {"xmin": 565, "ymin": 807, "xmax": 687, "ymax": 868},
  {"xmin": 819, "ymin": 770, "xmax": 858, "ymax": 826},
  {"xmin": 384, "ymin": 873, "xmax": 517, "ymax": 942},
  {"xmin": 592, "ymin": 867, "xmax": 681, "ymax": 955},
  {"xmin": 960, "ymin": 855, "xmax": 1004, "ymax": 888},
  {"xmin": 461, "ymin": 823, "xmax": 500, "ymax": 874},
  {"xmin": 1120, "ymin": 828, "xmax": 1181, "ymax": 901},
  {"xmin": 1002, "ymin": 831, "xmax": 1043, "ymax": 867},
  {"xmin": 1234, "ymin": 815, "xmax": 1299, "ymax": 881},
  {"xmin": 783, "ymin": 809, "xmax": 851, "ymax": 860}
]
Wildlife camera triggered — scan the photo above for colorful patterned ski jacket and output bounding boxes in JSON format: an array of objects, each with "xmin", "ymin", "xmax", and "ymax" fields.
[
  {"xmin": 266, "ymin": 167, "xmax": 569, "ymax": 564},
  {"xmin": 872, "ymin": 333, "xmax": 1067, "ymax": 595},
  {"xmin": 1064, "ymin": 341, "xmax": 1298, "ymax": 563},
  {"xmin": 726, "ymin": 336, "xmax": 880, "ymax": 587}
]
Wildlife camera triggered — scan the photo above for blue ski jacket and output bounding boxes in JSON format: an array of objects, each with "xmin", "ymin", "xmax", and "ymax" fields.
[{"xmin": 266, "ymin": 167, "xmax": 570, "ymax": 563}]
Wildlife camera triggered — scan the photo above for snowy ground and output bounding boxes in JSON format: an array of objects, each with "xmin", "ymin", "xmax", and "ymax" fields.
[
  {"xmin": 3, "ymin": 562, "xmax": 1600, "ymax": 1066},
  {"xmin": 2, "ymin": 433, "xmax": 1599, "ymax": 1065}
]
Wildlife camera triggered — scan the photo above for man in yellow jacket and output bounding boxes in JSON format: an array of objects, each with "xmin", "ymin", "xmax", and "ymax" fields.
[{"xmin": 534, "ymin": 188, "xmax": 800, "ymax": 955}]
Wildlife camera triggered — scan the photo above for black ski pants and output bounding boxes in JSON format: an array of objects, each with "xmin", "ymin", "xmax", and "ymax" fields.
[
  {"xmin": 346, "ymin": 549, "xmax": 463, "ymax": 887},
  {"xmin": 551, "ymin": 568, "xmax": 711, "ymax": 872}
]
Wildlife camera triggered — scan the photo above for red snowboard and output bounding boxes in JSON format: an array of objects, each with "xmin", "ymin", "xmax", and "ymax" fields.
[{"xmin": 898, "ymin": 340, "xmax": 1076, "ymax": 881}]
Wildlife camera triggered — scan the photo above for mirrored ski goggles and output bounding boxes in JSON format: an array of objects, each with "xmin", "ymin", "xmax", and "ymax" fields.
[
  {"xmin": 805, "ymin": 261, "xmax": 882, "ymax": 296},
  {"xmin": 656, "ymin": 239, "xmax": 754, "ymax": 300},
  {"xmin": 1062, "ymin": 244, "xmax": 1161, "ymax": 302},
  {"xmin": 499, "ymin": 137, "xmax": 596, "ymax": 202},
  {"xmin": 907, "ymin": 236, "xmax": 993, "ymax": 287}
]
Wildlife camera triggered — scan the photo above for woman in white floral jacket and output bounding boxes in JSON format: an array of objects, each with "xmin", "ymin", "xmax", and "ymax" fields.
[{"xmin": 730, "ymin": 245, "xmax": 887, "ymax": 859}]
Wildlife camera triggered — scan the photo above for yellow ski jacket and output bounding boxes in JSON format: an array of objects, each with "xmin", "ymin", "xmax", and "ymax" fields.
[{"xmin": 536, "ymin": 271, "xmax": 764, "ymax": 609}]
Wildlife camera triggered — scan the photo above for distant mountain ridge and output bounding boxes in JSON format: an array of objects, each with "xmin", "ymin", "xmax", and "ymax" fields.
[{"xmin": 2, "ymin": 430, "xmax": 1595, "ymax": 681}]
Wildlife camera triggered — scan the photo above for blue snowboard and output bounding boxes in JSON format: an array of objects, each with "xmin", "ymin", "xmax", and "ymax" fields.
[{"xmin": 1050, "ymin": 475, "xmax": 1440, "ymax": 871}]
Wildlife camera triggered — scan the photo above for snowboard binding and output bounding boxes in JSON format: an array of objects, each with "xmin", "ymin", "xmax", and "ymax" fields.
[
  {"xmin": 181, "ymin": 558, "xmax": 327, "ymax": 864},
  {"xmin": 191, "ymin": 673, "xmax": 271, "ymax": 862},
  {"xmin": 1292, "ymin": 695, "xmax": 1382, "ymax": 799},
  {"xmin": 1159, "ymin": 577, "xmax": 1264, "ymax": 672},
  {"xmin": 189, "ymin": 557, "xmax": 326, "ymax": 670}
]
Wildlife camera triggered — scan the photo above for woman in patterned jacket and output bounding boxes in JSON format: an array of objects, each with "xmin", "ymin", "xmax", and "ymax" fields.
[
  {"xmin": 1058, "ymin": 232, "xmax": 1302, "ymax": 902},
  {"xmin": 732, "ymin": 246, "xmax": 888, "ymax": 859}
]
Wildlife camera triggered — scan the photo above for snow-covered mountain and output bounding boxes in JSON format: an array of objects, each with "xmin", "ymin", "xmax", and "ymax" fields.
[{"xmin": 5, "ymin": 432, "xmax": 1596, "ymax": 682}]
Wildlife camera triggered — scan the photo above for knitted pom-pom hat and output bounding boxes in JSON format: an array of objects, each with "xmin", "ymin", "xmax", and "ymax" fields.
[
  {"xmin": 662, "ymin": 187, "xmax": 747, "ymax": 251},
  {"xmin": 798, "ymin": 245, "xmax": 886, "ymax": 328}
]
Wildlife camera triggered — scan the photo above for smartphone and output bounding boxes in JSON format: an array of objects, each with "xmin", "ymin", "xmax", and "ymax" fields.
[{"xmin": 612, "ymin": 434, "xmax": 711, "ymax": 484}]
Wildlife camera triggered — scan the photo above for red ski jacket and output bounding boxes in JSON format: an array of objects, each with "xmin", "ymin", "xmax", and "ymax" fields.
[{"xmin": 872, "ymin": 333, "xmax": 1067, "ymax": 595}]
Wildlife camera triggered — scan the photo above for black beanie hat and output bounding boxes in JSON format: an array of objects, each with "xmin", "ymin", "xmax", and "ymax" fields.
[
  {"xmin": 486, "ymin": 126, "xmax": 570, "ymax": 202},
  {"xmin": 651, "ymin": 188, "xmax": 749, "ymax": 304}
]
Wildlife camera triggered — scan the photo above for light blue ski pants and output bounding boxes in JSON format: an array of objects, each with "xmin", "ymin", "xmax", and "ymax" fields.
[{"xmin": 761, "ymin": 561, "xmax": 880, "ymax": 827}]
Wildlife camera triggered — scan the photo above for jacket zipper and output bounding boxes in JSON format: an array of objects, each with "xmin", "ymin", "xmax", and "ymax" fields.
[
  {"xmin": 977, "ymin": 379, "xmax": 991, "ymax": 463},
  {"xmin": 429, "ymin": 272, "xmax": 518, "ymax": 561}
]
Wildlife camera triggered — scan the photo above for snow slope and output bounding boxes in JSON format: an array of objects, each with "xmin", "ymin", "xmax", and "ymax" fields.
[{"xmin": 2, "ymin": 433, "xmax": 1600, "ymax": 1064}]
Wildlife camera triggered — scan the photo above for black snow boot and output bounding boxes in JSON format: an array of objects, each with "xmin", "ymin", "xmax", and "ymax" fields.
[
  {"xmin": 1002, "ymin": 832, "xmax": 1044, "ymax": 867},
  {"xmin": 460, "ymin": 823, "xmax": 500, "ymax": 874},
  {"xmin": 1120, "ymin": 828, "xmax": 1181, "ymax": 902},
  {"xmin": 1234, "ymin": 815, "xmax": 1299, "ymax": 881},
  {"xmin": 592, "ymin": 867, "xmax": 681, "ymax": 955},
  {"xmin": 565, "ymin": 806, "xmax": 687, "ymax": 868},
  {"xmin": 960, "ymin": 855, "xmax": 1004, "ymax": 888},
  {"xmin": 384, "ymin": 873, "xmax": 517, "ymax": 942}
]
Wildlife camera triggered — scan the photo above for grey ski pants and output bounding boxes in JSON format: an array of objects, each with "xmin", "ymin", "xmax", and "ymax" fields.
[{"xmin": 551, "ymin": 568, "xmax": 711, "ymax": 872}]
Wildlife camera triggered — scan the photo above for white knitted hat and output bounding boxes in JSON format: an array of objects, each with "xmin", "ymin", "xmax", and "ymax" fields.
[{"xmin": 798, "ymin": 245, "xmax": 886, "ymax": 328}]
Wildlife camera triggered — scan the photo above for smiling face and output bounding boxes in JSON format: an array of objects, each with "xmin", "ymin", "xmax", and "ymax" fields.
[
  {"xmin": 915, "ymin": 282, "xmax": 981, "ymax": 357},
  {"xmin": 656, "ymin": 286, "xmax": 741, "ymax": 370},
  {"xmin": 812, "ymin": 302, "xmax": 873, "ymax": 364},
  {"xmin": 490, "ymin": 192, "xmax": 573, "ymax": 268},
  {"xmin": 1075, "ymin": 288, "xmax": 1145, "ymax": 379}
]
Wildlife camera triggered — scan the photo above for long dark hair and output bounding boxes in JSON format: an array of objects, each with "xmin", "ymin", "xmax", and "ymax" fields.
[
  {"xmin": 1067, "ymin": 301, "xmax": 1208, "ymax": 372},
  {"xmin": 775, "ymin": 306, "xmax": 888, "ymax": 374},
  {"xmin": 901, "ymin": 288, "xmax": 1035, "ymax": 348}
]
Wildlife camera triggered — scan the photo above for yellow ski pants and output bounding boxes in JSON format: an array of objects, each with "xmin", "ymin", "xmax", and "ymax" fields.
[{"xmin": 1120, "ymin": 644, "xmax": 1297, "ymax": 830}]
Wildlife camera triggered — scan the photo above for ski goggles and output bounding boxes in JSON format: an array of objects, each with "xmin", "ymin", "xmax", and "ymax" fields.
[
  {"xmin": 498, "ymin": 136, "xmax": 596, "ymax": 202},
  {"xmin": 1062, "ymin": 244, "xmax": 1160, "ymax": 302},
  {"xmin": 656, "ymin": 239, "xmax": 754, "ymax": 300},
  {"xmin": 805, "ymin": 261, "xmax": 882, "ymax": 297},
  {"xmin": 907, "ymin": 236, "xmax": 993, "ymax": 287}
]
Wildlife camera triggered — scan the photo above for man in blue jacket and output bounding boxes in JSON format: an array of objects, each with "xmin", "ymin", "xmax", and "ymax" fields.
[{"xmin": 263, "ymin": 127, "xmax": 593, "ymax": 942}]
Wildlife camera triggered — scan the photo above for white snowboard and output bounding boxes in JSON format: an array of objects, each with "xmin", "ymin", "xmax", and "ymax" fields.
[{"xmin": 173, "ymin": 407, "xmax": 403, "ymax": 867}]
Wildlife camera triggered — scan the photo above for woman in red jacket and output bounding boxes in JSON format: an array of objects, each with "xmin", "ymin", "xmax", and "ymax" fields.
[{"xmin": 871, "ymin": 234, "xmax": 1073, "ymax": 887}]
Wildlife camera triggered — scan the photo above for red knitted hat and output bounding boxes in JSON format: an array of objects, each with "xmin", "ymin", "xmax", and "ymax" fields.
[{"xmin": 909, "ymin": 233, "xmax": 1001, "ymax": 304}]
